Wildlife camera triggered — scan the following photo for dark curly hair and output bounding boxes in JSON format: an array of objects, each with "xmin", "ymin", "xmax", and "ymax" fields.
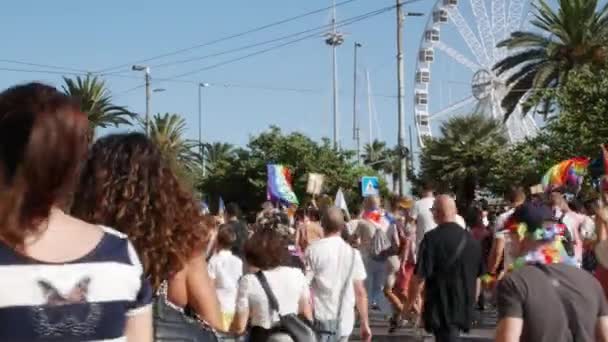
[
  {"xmin": 71, "ymin": 133, "xmax": 210, "ymax": 290},
  {"xmin": 244, "ymin": 228, "xmax": 289, "ymax": 270}
]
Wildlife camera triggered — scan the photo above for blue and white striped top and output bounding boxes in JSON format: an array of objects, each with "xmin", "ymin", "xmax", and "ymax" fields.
[{"xmin": 0, "ymin": 226, "xmax": 152, "ymax": 342}]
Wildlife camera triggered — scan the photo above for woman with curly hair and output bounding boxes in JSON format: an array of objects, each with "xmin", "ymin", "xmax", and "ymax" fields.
[
  {"xmin": 0, "ymin": 83, "xmax": 152, "ymax": 341},
  {"xmin": 71, "ymin": 132, "xmax": 222, "ymax": 332}
]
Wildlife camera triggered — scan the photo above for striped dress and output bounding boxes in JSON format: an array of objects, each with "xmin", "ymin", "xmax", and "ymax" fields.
[{"xmin": 0, "ymin": 227, "xmax": 152, "ymax": 341}]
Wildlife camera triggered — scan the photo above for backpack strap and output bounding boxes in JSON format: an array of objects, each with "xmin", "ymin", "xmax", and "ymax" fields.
[
  {"xmin": 255, "ymin": 271, "xmax": 281, "ymax": 315},
  {"xmin": 445, "ymin": 232, "xmax": 468, "ymax": 269}
]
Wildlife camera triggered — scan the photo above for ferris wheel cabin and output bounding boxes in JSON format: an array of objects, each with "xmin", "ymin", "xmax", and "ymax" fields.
[
  {"xmin": 425, "ymin": 29, "xmax": 440, "ymax": 43},
  {"xmin": 419, "ymin": 48, "xmax": 435, "ymax": 63},
  {"xmin": 415, "ymin": 91, "xmax": 428, "ymax": 105},
  {"xmin": 416, "ymin": 69, "xmax": 431, "ymax": 84},
  {"xmin": 416, "ymin": 111, "xmax": 430, "ymax": 126},
  {"xmin": 433, "ymin": 9, "xmax": 449, "ymax": 23}
]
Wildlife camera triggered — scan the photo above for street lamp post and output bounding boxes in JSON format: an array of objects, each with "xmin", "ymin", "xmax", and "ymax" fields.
[
  {"xmin": 198, "ymin": 83, "xmax": 210, "ymax": 176},
  {"xmin": 353, "ymin": 42, "xmax": 363, "ymax": 165},
  {"xmin": 396, "ymin": 2, "xmax": 424, "ymax": 196},
  {"xmin": 132, "ymin": 65, "xmax": 151, "ymax": 136}
]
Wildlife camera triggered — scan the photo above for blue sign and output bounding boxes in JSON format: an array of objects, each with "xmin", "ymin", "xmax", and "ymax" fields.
[{"xmin": 361, "ymin": 176, "xmax": 379, "ymax": 197}]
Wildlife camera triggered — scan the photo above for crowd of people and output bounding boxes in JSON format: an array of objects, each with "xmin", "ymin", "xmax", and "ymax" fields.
[{"xmin": 2, "ymin": 81, "xmax": 608, "ymax": 342}]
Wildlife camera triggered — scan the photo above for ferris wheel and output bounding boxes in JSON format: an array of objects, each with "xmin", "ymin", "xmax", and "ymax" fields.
[{"xmin": 413, "ymin": 0, "xmax": 539, "ymax": 147}]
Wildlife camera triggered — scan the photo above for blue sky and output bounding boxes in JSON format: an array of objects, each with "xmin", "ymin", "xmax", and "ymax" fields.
[{"xmin": 0, "ymin": 0, "xmax": 557, "ymax": 150}]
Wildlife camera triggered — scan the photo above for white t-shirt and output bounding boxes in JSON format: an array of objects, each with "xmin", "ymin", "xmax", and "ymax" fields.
[
  {"xmin": 580, "ymin": 215, "xmax": 597, "ymax": 241},
  {"xmin": 305, "ymin": 236, "xmax": 366, "ymax": 337},
  {"xmin": 411, "ymin": 197, "xmax": 436, "ymax": 249},
  {"xmin": 208, "ymin": 250, "xmax": 243, "ymax": 314},
  {"xmin": 560, "ymin": 211, "xmax": 584, "ymax": 266},
  {"xmin": 235, "ymin": 266, "xmax": 308, "ymax": 329},
  {"xmin": 494, "ymin": 208, "xmax": 516, "ymax": 269}
]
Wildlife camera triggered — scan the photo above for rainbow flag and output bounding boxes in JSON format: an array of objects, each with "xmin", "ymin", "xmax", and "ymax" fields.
[
  {"xmin": 267, "ymin": 164, "xmax": 299, "ymax": 205},
  {"xmin": 541, "ymin": 157, "xmax": 590, "ymax": 192}
]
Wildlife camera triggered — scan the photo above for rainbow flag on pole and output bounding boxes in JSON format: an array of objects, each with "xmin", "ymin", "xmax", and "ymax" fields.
[
  {"xmin": 541, "ymin": 157, "xmax": 590, "ymax": 192},
  {"xmin": 267, "ymin": 164, "xmax": 299, "ymax": 205}
]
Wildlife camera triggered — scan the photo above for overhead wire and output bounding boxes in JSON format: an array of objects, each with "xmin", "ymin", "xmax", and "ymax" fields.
[
  {"xmin": 0, "ymin": 59, "xmax": 90, "ymax": 73},
  {"xmin": 163, "ymin": 4, "xmax": 399, "ymax": 80},
  {"xmin": 96, "ymin": 0, "xmax": 361, "ymax": 74},
  {"xmin": 140, "ymin": 3, "xmax": 398, "ymax": 71}
]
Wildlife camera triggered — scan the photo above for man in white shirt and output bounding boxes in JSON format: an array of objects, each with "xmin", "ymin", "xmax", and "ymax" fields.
[
  {"xmin": 550, "ymin": 191, "xmax": 584, "ymax": 266},
  {"xmin": 488, "ymin": 186, "xmax": 526, "ymax": 275},
  {"xmin": 306, "ymin": 207, "xmax": 372, "ymax": 342},
  {"xmin": 410, "ymin": 185, "xmax": 436, "ymax": 250}
]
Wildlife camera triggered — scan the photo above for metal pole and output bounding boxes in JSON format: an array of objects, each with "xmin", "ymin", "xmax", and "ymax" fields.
[
  {"xmin": 331, "ymin": 0, "xmax": 340, "ymax": 150},
  {"xmin": 353, "ymin": 42, "xmax": 361, "ymax": 164},
  {"xmin": 332, "ymin": 43, "xmax": 339, "ymax": 150},
  {"xmin": 409, "ymin": 125, "xmax": 414, "ymax": 173},
  {"xmin": 144, "ymin": 67, "xmax": 151, "ymax": 136},
  {"xmin": 198, "ymin": 84, "xmax": 206, "ymax": 177},
  {"xmin": 397, "ymin": 0, "xmax": 407, "ymax": 196},
  {"xmin": 366, "ymin": 69, "xmax": 373, "ymax": 146}
]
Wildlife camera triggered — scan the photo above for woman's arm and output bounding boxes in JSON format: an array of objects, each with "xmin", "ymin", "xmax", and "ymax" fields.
[
  {"xmin": 184, "ymin": 255, "xmax": 223, "ymax": 330},
  {"xmin": 125, "ymin": 310, "xmax": 153, "ymax": 342},
  {"xmin": 229, "ymin": 310, "xmax": 249, "ymax": 335},
  {"xmin": 298, "ymin": 293, "xmax": 313, "ymax": 322}
]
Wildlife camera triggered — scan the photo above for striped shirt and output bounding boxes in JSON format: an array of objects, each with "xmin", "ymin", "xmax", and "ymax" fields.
[{"xmin": 0, "ymin": 227, "xmax": 152, "ymax": 342}]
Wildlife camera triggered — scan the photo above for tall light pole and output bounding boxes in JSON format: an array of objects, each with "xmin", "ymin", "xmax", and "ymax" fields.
[
  {"xmin": 198, "ymin": 82, "xmax": 210, "ymax": 176},
  {"xmin": 396, "ymin": 2, "xmax": 424, "ymax": 196},
  {"xmin": 325, "ymin": 0, "xmax": 344, "ymax": 150},
  {"xmin": 353, "ymin": 42, "xmax": 363, "ymax": 164},
  {"xmin": 132, "ymin": 65, "xmax": 151, "ymax": 136}
]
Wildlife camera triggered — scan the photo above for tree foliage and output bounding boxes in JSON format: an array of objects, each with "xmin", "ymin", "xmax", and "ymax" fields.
[
  {"xmin": 489, "ymin": 65, "xmax": 608, "ymax": 195},
  {"xmin": 148, "ymin": 113, "xmax": 201, "ymax": 184},
  {"xmin": 62, "ymin": 75, "xmax": 134, "ymax": 139},
  {"xmin": 419, "ymin": 113, "xmax": 508, "ymax": 209},
  {"xmin": 199, "ymin": 126, "xmax": 386, "ymax": 214},
  {"xmin": 494, "ymin": 0, "xmax": 608, "ymax": 118}
]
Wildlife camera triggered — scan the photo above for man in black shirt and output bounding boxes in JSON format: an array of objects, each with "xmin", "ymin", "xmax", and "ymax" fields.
[{"xmin": 405, "ymin": 195, "xmax": 484, "ymax": 342}]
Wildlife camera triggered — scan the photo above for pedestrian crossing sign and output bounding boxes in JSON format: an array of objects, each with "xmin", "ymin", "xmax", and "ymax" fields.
[{"xmin": 361, "ymin": 176, "xmax": 379, "ymax": 197}]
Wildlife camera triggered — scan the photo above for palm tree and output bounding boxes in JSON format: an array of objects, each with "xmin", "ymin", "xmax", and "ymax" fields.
[
  {"xmin": 420, "ymin": 113, "xmax": 508, "ymax": 211},
  {"xmin": 494, "ymin": 0, "xmax": 608, "ymax": 118},
  {"xmin": 203, "ymin": 142, "xmax": 235, "ymax": 170},
  {"xmin": 148, "ymin": 113, "xmax": 200, "ymax": 174},
  {"xmin": 62, "ymin": 75, "xmax": 134, "ymax": 139},
  {"xmin": 362, "ymin": 140, "xmax": 389, "ymax": 171}
]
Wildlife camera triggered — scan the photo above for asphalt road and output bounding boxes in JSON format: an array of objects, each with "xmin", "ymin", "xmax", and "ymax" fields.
[{"xmin": 351, "ymin": 308, "xmax": 496, "ymax": 341}]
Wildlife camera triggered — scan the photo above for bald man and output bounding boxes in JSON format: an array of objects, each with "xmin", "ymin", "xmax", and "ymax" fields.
[
  {"xmin": 405, "ymin": 195, "xmax": 484, "ymax": 342},
  {"xmin": 306, "ymin": 207, "xmax": 372, "ymax": 341}
]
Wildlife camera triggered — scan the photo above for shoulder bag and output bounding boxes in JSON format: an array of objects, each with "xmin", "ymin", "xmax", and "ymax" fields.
[
  {"xmin": 153, "ymin": 281, "xmax": 219, "ymax": 342},
  {"xmin": 313, "ymin": 248, "xmax": 357, "ymax": 342},
  {"xmin": 255, "ymin": 271, "xmax": 318, "ymax": 342}
]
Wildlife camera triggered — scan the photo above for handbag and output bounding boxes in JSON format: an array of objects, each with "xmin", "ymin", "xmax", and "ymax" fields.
[
  {"xmin": 153, "ymin": 282, "xmax": 219, "ymax": 342},
  {"xmin": 313, "ymin": 248, "xmax": 356, "ymax": 342},
  {"xmin": 254, "ymin": 271, "xmax": 318, "ymax": 342}
]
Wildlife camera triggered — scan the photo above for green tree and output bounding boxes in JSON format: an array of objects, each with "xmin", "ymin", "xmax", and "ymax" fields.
[
  {"xmin": 419, "ymin": 113, "xmax": 508, "ymax": 211},
  {"xmin": 488, "ymin": 66, "xmax": 608, "ymax": 196},
  {"xmin": 494, "ymin": 0, "xmax": 608, "ymax": 117},
  {"xmin": 148, "ymin": 113, "xmax": 200, "ymax": 177},
  {"xmin": 200, "ymin": 126, "xmax": 386, "ymax": 214},
  {"xmin": 362, "ymin": 140, "xmax": 389, "ymax": 171},
  {"xmin": 62, "ymin": 75, "xmax": 134, "ymax": 139},
  {"xmin": 203, "ymin": 142, "xmax": 235, "ymax": 172}
]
